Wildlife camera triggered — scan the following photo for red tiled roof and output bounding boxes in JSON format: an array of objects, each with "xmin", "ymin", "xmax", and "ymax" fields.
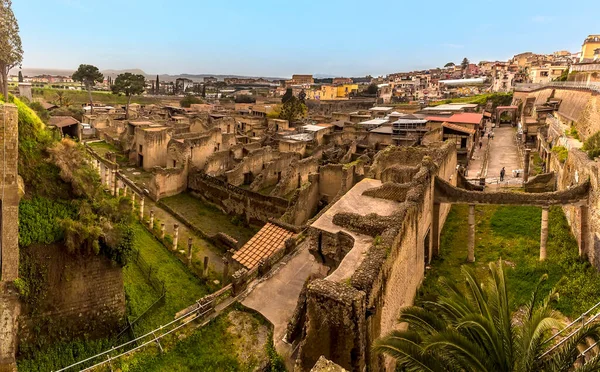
[
  {"xmin": 426, "ymin": 112, "xmax": 483, "ymax": 125},
  {"xmin": 442, "ymin": 122, "xmax": 476, "ymax": 135},
  {"xmin": 48, "ymin": 116, "xmax": 79, "ymax": 128},
  {"xmin": 232, "ymin": 223, "xmax": 295, "ymax": 270}
]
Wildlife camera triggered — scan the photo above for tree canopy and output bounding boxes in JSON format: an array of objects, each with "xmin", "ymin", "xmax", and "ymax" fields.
[
  {"xmin": 444, "ymin": 62, "xmax": 455, "ymax": 67},
  {"xmin": 112, "ymin": 72, "xmax": 145, "ymax": 119},
  {"xmin": 180, "ymin": 94, "xmax": 202, "ymax": 108},
  {"xmin": 461, "ymin": 57, "xmax": 470, "ymax": 70},
  {"xmin": 375, "ymin": 260, "xmax": 600, "ymax": 371},
  {"xmin": 72, "ymin": 64, "xmax": 103, "ymax": 110},
  {"xmin": 281, "ymin": 88, "xmax": 293, "ymax": 103},
  {"xmin": 0, "ymin": 0, "xmax": 23, "ymax": 100},
  {"xmin": 366, "ymin": 83, "xmax": 379, "ymax": 95},
  {"xmin": 279, "ymin": 96, "xmax": 306, "ymax": 122}
]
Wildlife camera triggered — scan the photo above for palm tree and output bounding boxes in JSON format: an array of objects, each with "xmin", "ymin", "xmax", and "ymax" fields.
[{"xmin": 374, "ymin": 260, "xmax": 600, "ymax": 371}]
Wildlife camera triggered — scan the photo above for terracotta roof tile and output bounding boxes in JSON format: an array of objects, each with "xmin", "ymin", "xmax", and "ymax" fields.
[{"xmin": 232, "ymin": 222, "xmax": 294, "ymax": 269}]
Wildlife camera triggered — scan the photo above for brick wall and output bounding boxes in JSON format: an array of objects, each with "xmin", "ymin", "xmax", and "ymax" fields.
[{"xmin": 18, "ymin": 244, "xmax": 126, "ymax": 345}]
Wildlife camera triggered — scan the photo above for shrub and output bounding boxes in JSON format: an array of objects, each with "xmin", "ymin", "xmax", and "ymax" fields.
[
  {"xmin": 551, "ymin": 145, "xmax": 568, "ymax": 163},
  {"xmin": 180, "ymin": 95, "xmax": 202, "ymax": 108},
  {"xmin": 19, "ymin": 197, "xmax": 76, "ymax": 247},
  {"xmin": 582, "ymin": 131, "xmax": 600, "ymax": 159}
]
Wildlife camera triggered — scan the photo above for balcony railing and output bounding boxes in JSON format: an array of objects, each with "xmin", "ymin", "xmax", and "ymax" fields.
[{"xmin": 514, "ymin": 81, "xmax": 600, "ymax": 93}]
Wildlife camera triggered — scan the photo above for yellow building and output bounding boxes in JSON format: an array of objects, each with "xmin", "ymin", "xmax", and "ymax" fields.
[
  {"xmin": 336, "ymin": 84, "xmax": 358, "ymax": 98},
  {"xmin": 580, "ymin": 35, "xmax": 600, "ymax": 62}
]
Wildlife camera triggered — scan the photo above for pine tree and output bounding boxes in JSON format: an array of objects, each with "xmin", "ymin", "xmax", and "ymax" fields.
[
  {"xmin": 18, "ymin": 70, "xmax": 22, "ymax": 82},
  {"xmin": 156, "ymin": 75, "xmax": 160, "ymax": 95}
]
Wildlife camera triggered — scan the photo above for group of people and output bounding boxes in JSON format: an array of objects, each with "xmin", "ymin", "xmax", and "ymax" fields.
[{"xmin": 478, "ymin": 130, "xmax": 495, "ymax": 150}]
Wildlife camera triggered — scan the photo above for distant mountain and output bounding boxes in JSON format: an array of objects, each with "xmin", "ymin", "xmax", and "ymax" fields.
[{"xmin": 10, "ymin": 67, "xmax": 286, "ymax": 82}]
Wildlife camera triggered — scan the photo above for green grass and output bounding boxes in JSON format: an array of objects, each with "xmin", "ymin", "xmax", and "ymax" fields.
[
  {"xmin": 123, "ymin": 261, "xmax": 160, "ymax": 320},
  {"xmin": 88, "ymin": 141, "xmax": 128, "ymax": 164},
  {"xmin": 130, "ymin": 223, "xmax": 211, "ymax": 335},
  {"xmin": 160, "ymin": 192, "xmax": 259, "ymax": 244},
  {"xmin": 33, "ymin": 88, "xmax": 161, "ymax": 106},
  {"xmin": 419, "ymin": 205, "xmax": 600, "ymax": 318}
]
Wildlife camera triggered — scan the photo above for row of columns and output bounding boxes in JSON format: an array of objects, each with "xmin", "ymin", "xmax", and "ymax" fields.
[{"xmin": 89, "ymin": 154, "xmax": 214, "ymax": 275}]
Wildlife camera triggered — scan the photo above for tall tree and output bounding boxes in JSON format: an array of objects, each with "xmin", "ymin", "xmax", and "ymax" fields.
[
  {"xmin": 72, "ymin": 64, "xmax": 103, "ymax": 113},
  {"xmin": 156, "ymin": 74, "xmax": 160, "ymax": 95},
  {"xmin": 0, "ymin": 0, "xmax": 23, "ymax": 100},
  {"xmin": 375, "ymin": 260, "xmax": 600, "ymax": 371},
  {"xmin": 18, "ymin": 70, "xmax": 22, "ymax": 82},
  {"xmin": 279, "ymin": 96, "xmax": 306, "ymax": 122},
  {"xmin": 444, "ymin": 62, "xmax": 455, "ymax": 68},
  {"xmin": 461, "ymin": 57, "xmax": 470, "ymax": 71},
  {"xmin": 281, "ymin": 88, "xmax": 293, "ymax": 103},
  {"xmin": 111, "ymin": 72, "xmax": 145, "ymax": 119},
  {"xmin": 298, "ymin": 89, "xmax": 307, "ymax": 103}
]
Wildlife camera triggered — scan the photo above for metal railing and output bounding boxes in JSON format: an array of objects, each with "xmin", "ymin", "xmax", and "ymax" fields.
[
  {"xmin": 515, "ymin": 81, "xmax": 600, "ymax": 93},
  {"xmin": 54, "ymin": 298, "xmax": 216, "ymax": 372},
  {"xmin": 540, "ymin": 300, "xmax": 600, "ymax": 358}
]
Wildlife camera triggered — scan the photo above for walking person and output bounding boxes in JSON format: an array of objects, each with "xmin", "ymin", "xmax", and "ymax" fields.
[
  {"xmin": 479, "ymin": 140, "xmax": 483, "ymax": 150},
  {"xmin": 500, "ymin": 167, "xmax": 505, "ymax": 182}
]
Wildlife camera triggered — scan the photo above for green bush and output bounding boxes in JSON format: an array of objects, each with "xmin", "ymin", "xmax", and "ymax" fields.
[
  {"xmin": 551, "ymin": 145, "xmax": 568, "ymax": 163},
  {"xmin": 180, "ymin": 94, "xmax": 202, "ymax": 108},
  {"xmin": 19, "ymin": 197, "xmax": 76, "ymax": 247},
  {"xmin": 582, "ymin": 131, "xmax": 600, "ymax": 159}
]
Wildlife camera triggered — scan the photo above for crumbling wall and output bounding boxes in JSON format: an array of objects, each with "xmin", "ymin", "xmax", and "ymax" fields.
[
  {"xmin": 551, "ymin": 148, "xmax": 600, "ymax": 267},
  {"xmin": 188, "ymin": 172, "xmax": 289, "ymax": 224},
  {"xmin": 295, "ymin": 280, "xmax": 366, "ymax": 372},
  {"xmin": 203, "ymin": 150, "xmax": 234, "ymax": 177},
  {"xmin": 297, "ymin": 146, "xmax": 457, "ymax": 371},
  {"xmin": 319, "ymin": 164, "xmax": 354, "ymax": 202},
  {"xmin": 150, "ymin": 161, "xmax": 189, "ymax": 200},
  {"xmin": 272, "ymin": 157, "xmax": 319, "ymax": 198},
  {"xmin": 226, "ymin": 147, "xmax": 275, "ymax": 186},
  {"xmin": 282, "ymin": 173, "xmax": 322, "ymax": 225},
  {"xmin": 250, "ymin": 152, "xmax": 301, "ymax": 192}
]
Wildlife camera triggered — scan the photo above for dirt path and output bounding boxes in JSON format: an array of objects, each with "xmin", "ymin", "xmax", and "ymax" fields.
[{"xmin": 485, "ymin": 126, "xmax": 522, "ymax": 187}]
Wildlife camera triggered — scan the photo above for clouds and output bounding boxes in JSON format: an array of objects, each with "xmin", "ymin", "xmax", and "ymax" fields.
[{"xmin": 531, "ymin": 15, "xmax": 554, "ymax": 23}]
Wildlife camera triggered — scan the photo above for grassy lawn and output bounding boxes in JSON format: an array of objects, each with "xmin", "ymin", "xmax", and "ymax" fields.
[
  {"xmin": 419, "ymin": 205, "xmax": 600, "ymax": 318},
  {"xmin": 129, "ymin": 223, "xmax": 212, "ymax": 335},
  {"xmin": 123, "ymin": 261, "xmax": 160, "ymax": 320},
  {"xmin": 161, "ymin": 192, "xmax": 259, "ymax": 244},
  {"xmin": 33, "ymin": 88, "xmax": 161, "ymax": 106},
  {"xmin": 88, "ymin": 141, "xmax": 129, "ymax": 165}
]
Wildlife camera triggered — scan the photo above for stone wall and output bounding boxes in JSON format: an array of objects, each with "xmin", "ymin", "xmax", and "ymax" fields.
[
  {"xmin": 226, "ymin": 147, "xmax": 275, "ymax": 186},
  {"xmin": 249, "ymin": 152, "xmax": 301, "ymax": 193},
  {"xmin": 188, "ymin": 173, "xmax": 290, "ymax": 224},
  {"xmin": 550, "ymin": 148, "xmax": 600, "ymax": 266},
  {"xmin": 514, "ymin": 87, "xmax": 600, "ymax": 142},
  {"xmin": 150, "ymin": 161, "xmax": 189, "ymax": 200},
  {"xmin": 296, "ymin": 143, "xmax": 457, "ymax": 371},
  {"xmin": 272, "ymin": 157, "xmax": 319, "ymax": 198},
  {"xmin": 0, "ymin": 104, "xmax": 20, "ymax": 282},
  {"xmin": 18, "ymin": 244, "xmax": 126, "ymax": 346},
  {"xmin": 281, "ymin": 174, "xmax": 322, "ymax": 226},
  {"xmin": 318, "ymin": 164, "xmax": 354, "ymax": 202}
]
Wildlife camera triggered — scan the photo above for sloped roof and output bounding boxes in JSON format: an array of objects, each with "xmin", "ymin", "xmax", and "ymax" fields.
[
  {"xmin": 232, "ymin": 223, "xmax": 295, "ymax": 269},
  {"xmin": 442, "ymin": 122, "xmax": 476, "ymax": 135},
  {"xmin": 48, "ymin": 116, "xmax": 79, "ymax": 128},
  {"xmin": 426, "ymin": 112, "xmax": 483, "ymax": 125},
  {"xmin": 40, "ymin": 101, "xmax": 58, "ymax": 110}
]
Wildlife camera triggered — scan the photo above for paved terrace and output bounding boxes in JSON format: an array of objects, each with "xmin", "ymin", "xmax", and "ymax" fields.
[{"xmin": 312, "ymin": 178, "xmax": 403, "ymax": 282}]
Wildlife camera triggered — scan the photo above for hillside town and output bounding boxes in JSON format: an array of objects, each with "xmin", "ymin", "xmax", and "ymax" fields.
[{"xmin": 2, "ymin": 1, "xmax": 600, "ymax": 371}]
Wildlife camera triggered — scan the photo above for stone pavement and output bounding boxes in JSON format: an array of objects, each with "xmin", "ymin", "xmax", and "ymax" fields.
[
  {"xmin": 466, "ymin": 124, "xmax": 523, "ymax": 188},
  {"xmin": 241, "ymin": 242, "xmax": 327, "ymax": 369},
  {"xmin": 485, "ymin": 126, "xmax": 523, "ymax": 188}
]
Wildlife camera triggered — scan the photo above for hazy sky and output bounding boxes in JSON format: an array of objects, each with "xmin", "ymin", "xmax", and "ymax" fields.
[{"xmin": 12, "ymin": 0, "xmax": 600, "ymax": 77}]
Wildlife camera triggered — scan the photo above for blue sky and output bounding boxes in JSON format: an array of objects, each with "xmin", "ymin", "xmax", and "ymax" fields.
[{"xmin": 12, "ymin": 0, "xmax": 600, "ymax": 78}]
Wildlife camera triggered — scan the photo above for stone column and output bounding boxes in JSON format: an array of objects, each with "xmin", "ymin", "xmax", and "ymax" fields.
[
  {"xmin": 187, "ymin": 238, "xmax": 193, "ymax": 264},
  {"xmin": 431, "ymin": 202, "xmax": 441, "ymax": 257},
  {"xmin": 123, "ymin": 185, "xmax": 128, "ymax": 197},
  {"xmin": 139, "ymin": 197, "xmax": 144, "ymax": 220},
  {"xmin": 161, "ymin": 223, "xmax": 165, "ymax": 239},
  {"xmin": 222, "ymin": 257, "xmax": 229, "ymax": 286},
  {"xmin": 104, "ymin": 167, "xmax": 109, "ymax": 188},
  {"xmin": 540, "ymin": 206, "xmax": 549, "ymax": 261},
  {"xmin": 173, "ymin": 224, "xmax": 179, "ymax": 250},
  {"xmin": 149, "ymin": 209, "xmax": 154, "ymax": 229},
  {"xmin": 203, "ymin": 256, "xmax": 209, "ymax": 277},
  {"xmin": 467, "ymin": 204, "xmax": 475, "ymax": 262},
  {"xmin": 579, "ymin": 205, "xmax": 588, "ymax": 257},
  {"xmin": 131, "ymin": 192, "xmax": 136, "ymax": 206},
  {"xmin": 523, "ymin": 148, "xmax": 531, "ymax": 182},
  {"xmin": 111, "ymin": 170, "xmax": 117, "ymax": 196}
]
